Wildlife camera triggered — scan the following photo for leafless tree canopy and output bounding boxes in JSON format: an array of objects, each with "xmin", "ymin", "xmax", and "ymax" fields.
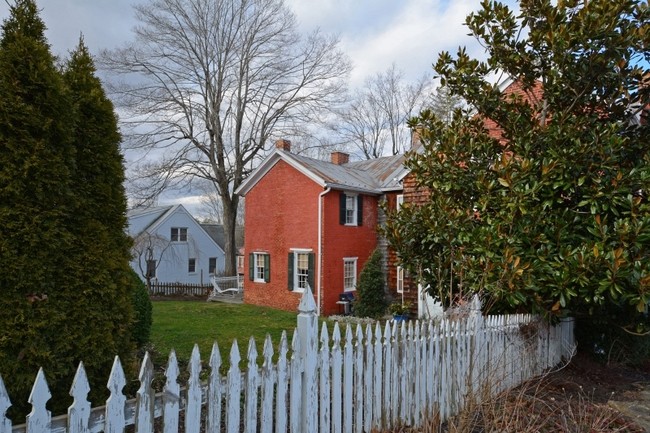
[
  {"xmin": 336, "ymin": 64, "xmax": 432, "ymax": 159},
  {"xmin": 101, "ymin": 0, "xmax": 351, "ymax": 274}
]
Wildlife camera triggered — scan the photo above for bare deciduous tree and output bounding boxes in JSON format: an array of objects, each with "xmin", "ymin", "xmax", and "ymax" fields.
[
  {"xmin": 337, "ymin": 64, "xmax": 431, "ymax": 159},
  {"xmin": 101, "ymin": 0, "xmax": 351, "ymax": 275}
]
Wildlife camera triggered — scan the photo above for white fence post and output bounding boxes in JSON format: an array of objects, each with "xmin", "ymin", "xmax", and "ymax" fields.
[{"xmin": 296, "ymin": 286, "xmax": 318, "ymax": 433}]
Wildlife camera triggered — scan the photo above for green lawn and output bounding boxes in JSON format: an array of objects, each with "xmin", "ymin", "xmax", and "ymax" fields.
[{"xmin": 150, "ymin": 301, "xmax": 298, "ymax": 364}]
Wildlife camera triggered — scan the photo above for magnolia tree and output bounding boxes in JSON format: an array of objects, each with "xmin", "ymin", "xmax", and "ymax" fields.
[{"xmin": 384, "ymin": 0, "xmax": 650, "ymax": 341}]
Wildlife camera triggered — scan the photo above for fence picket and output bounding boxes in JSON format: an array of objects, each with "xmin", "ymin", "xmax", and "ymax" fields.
[
  {"xmin": 275, "ymin": 332, "xmax": 289, "ymax": 433},
  {"xmin": 363, "ymin": 325, "xmax": 373, "ymax": 433},
  {"xmin": 225, "ymin": 340, "xmax": 241, "ymax": 433},
  {"xmin": 135, "ymin": 353, "xmax": 154, "ymax": 433},
  {"xmin": 260, "ymin": 335, "xmax": 274, "ymax": 433},
  {"xmin": 206, "ymin": 343, "xmax": 222, "ymax": 433},
  {"xmin": 162, "ymin": 351, "xmax": 179, "ymax": 433},
  {"xmin": 244, "ymin": 338, "xmax": 259, "ymax": 433},
  {"xmin": 186, "ymin": 346, "xmax": 202, "ymax": 433},
  {"xmin": 342, "ymin": 325, "xmax": 353, "ymax": 433},
  {"xmin": 382, "ymin": 321, "xmax": 392, "ymax": 429},
  {"xmin": 68, "ymin": 363, "xmax": 90, "ymax": 433},
  {"xmin": 26, "ymin": 369, "xmax": 51, "ymax": 433},
  {"xmin": 319, "ymin": 324, "xmax": 331, "ymax": 433},
  {"xmin": 105, "ymin": 357, "xmax": 126, "ymax": 433},
  {"xmin": 330, "ymin": 324, "xmax": 342, "ymax": 433},
  {"xmin": 353, "ymin": 325, "xmax": 363, "ymax": 433},
  {"xmin": 289, "ymin": 331, "xmax": 302, "ymax": 433},
  {"xmin": 0, "ymin": 376, "xmax": 11, "ymax": 433},
  {"xmin": 372, "ymin": 323, "xmax": 383, "ymax": 430}
]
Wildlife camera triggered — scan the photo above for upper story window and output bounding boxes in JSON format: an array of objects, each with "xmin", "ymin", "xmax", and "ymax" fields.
[
  {"xmin": 339, "ymin": 192, "xmax": 363, "ymax": 226},
  {"xmin": 249, "ymin": 252, "xmax": 270, "ymax": 283},
  {"xmin": 171, "ymin": 227, "xmax": 188, "ymax": 242},
  {"xmin": 288, "ymin": 250, "xmax": 314, "ymax": 292}
]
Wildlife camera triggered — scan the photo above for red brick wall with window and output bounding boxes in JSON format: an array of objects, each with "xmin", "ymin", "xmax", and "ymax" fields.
[
  {"xmin": 320, "ymin": 190, "xmax": 379, "ymax": 315},
  {"xmin": 243, "ymin": 160, "xmax": 320, "ymax": 312}
]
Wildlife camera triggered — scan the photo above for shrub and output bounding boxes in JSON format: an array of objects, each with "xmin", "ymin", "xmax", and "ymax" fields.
[
  {"xmin": 129, "ymin": 269, "xmax": 152, "ymax": 348},
  {"xmin": 353, "ymin": 249, "xmax": 388, "ymax": 319}
]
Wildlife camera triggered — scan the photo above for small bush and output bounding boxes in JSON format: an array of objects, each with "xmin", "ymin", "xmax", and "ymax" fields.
[
  {"xmin": 129, "ymin": 269, "xmax": 152, "ymax": 348},
  {"xmin": 353, "ymin": 249, "xmax": 388, "ymax": 319}
]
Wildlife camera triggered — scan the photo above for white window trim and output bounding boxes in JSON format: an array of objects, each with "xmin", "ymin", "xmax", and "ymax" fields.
[
  {"xmin": 291, "ymin": 248, "xmax": 312, "ymax": 293},
  {"xmin": 343, "ymin": 257, "xmax": 358, "ymax": 292},
  {"xmin": 253, "ymin": 252, "xmax": 268, "ymax": 283},
  {"xmin": 396, "ymin": 266, "xmax": 404, "ymax": 294},
  {"xmin": 396, "ymin": 194, "xmax": 404, "ymax": 211},
  {"xmin": 345, "ymin": 193, "xmax": 358, "ymax": 226},
  {"xmin": 171, "ymin": 227, "xmax": 188, "ymax": 242}
]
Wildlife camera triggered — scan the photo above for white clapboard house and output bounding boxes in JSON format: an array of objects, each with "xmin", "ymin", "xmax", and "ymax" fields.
[{"xmin": 127, "ymin": 204, "xmax": 225, "ymax": 285}]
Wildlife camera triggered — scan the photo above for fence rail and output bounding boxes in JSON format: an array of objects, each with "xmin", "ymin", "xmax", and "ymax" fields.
[
  {"xmin": 148, "ymin": 282, "xmax": 212, "ymax": 297},
  {"xmin": 1, "ymin": 289, "xmax": 575, "ymax": 433}
]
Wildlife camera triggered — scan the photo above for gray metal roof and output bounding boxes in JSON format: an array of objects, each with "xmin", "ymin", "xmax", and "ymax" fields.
[{"xmin": 286, "ymin": 152, "xmax": 407, "ymax": 193}]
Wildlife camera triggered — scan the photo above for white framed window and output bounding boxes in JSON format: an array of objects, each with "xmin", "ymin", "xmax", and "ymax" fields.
[
  {"xmin": 208, "ymin": 257, "xmax": 217, "ymax": 274},
  {"xmin": 396, "ymin": 194, "xmax": 404, "ymax": 210},
  {"xmin": 188, "ymin": 258, "xmax": 196, "ymax": 273},
  {"xmin": 295, "ymin": 252, "xmax": 310, "ymax": 291},
  {"xmin": 343, "ymin": 258, "xmax": 357, "ymax": 292},
  {"xmin": 396, "ymin": 266, "xmax": 404, "ymax": 293},
  {"xmin": 171, "ymin": 227, "xmax": 188, "ymax": 242},
  {"xmin": 249, "ymin": 252, "xmax": 270, "ymax": 283},
  {"xmin": 340, "ymin": 192, "xmax": 362, "ymax": 226},
  {"xmin": 345, "ymin": 194, "xmax": 357, "ymax": 225},
  {"xmin": 289, "ymin": 249, "xmax": 314, "ymax": 292}
]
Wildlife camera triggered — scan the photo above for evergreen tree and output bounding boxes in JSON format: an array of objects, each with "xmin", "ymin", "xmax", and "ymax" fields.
[
  {"xmin": 0, "ymin": 2, "xmax": 134, "ymax": 416},
  {"xmin": 353, "ymin": 250, "xmax": 388, "ymax": 319},
  {"xmin": 61, "ymin": 38, "xmax": 135, "ymax": 405},
  {"xmin": 0, "ymin": 0, "xmax": 77, "ymax": 416}
]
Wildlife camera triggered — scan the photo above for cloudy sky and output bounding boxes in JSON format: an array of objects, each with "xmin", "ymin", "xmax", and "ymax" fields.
[
  {"xmin": 0, "ymin": 0, "xmax": 515, "ymax": 215},
  {"xmin": 0, "ymin": 0, "xmax": 508, "ymax": 84}
]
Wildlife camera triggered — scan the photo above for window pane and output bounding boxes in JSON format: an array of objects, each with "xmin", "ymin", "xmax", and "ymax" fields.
[
  {"xmin": 188, "ymin": 258, "xmax": 196, "ymax": 273},
  {"xmin": 180, "ymin": 228, "xmax": 188, "ymax": 242},
  {"xmin": 171, "ymin": 228, "xmax": 178, "ymax": 241},
  {"xmin": 345, "ymin": 195, "xmax": 356, "ymax": 224},
  {"xmin": 209, "ymin": 257, "xmax": 217, "ymax": 274},
  {"xmin": 255, "ymin": 254, "xmax": 266, "ymax": 281},
  {"xmin": 343, "ymin": 259, "xmax": 356, "ymax": 291},
  {"xmin": 296, "ymin": 253, "xmax": 309, "ymax": 290}
]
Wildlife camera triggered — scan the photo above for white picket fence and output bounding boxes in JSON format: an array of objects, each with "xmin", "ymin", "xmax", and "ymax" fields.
[{"xmin": 1, "ymin": 289, "xmax": 575, "ymax": 433}]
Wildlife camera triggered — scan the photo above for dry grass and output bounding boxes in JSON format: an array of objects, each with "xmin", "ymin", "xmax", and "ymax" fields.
[{"xmin": 380, "ymin": 373, "xmax": 643, "ymax": 433}]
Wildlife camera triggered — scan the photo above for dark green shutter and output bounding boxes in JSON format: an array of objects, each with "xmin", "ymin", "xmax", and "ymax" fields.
[
  {"xmin": 357, "ymin": 195, "xmax": 363, "ymax": 226},
  {"xmin": 307, "ymin": 253, "xmax": 315, "ymax": 290},
  {"xmin": 248, "ymin": 253, "xmax": 254, "ymax": 281},
  {"xmin": 287, "ymin": 252, "xmax": 294, "ymax": 290},
  {"xmin": 264, "ymin": 254, "xmax": 270, "ymax": 282},
  {"xmin": 339, "ymin": 192, "xmax": 346, "ymax": 225}
]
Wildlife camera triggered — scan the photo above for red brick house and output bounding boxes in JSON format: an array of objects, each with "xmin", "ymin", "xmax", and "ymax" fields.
[{"xmin": 235, "ymin": 140, "xmax": 407, "ymax": 315}]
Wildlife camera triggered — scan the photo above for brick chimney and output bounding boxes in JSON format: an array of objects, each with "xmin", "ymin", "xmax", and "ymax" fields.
[
  {"xmin": 331, "ymin": 151, "xmax": 349, "ymax": 165},
  {"xmin": 275, "ymin": 139, "xmax": 291, "ymax": 152}
]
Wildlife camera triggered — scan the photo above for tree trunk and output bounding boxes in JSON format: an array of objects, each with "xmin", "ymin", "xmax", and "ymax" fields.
[{"xmin": 220, "ymin": 190, "xmax": 239, "ymax": 276}]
